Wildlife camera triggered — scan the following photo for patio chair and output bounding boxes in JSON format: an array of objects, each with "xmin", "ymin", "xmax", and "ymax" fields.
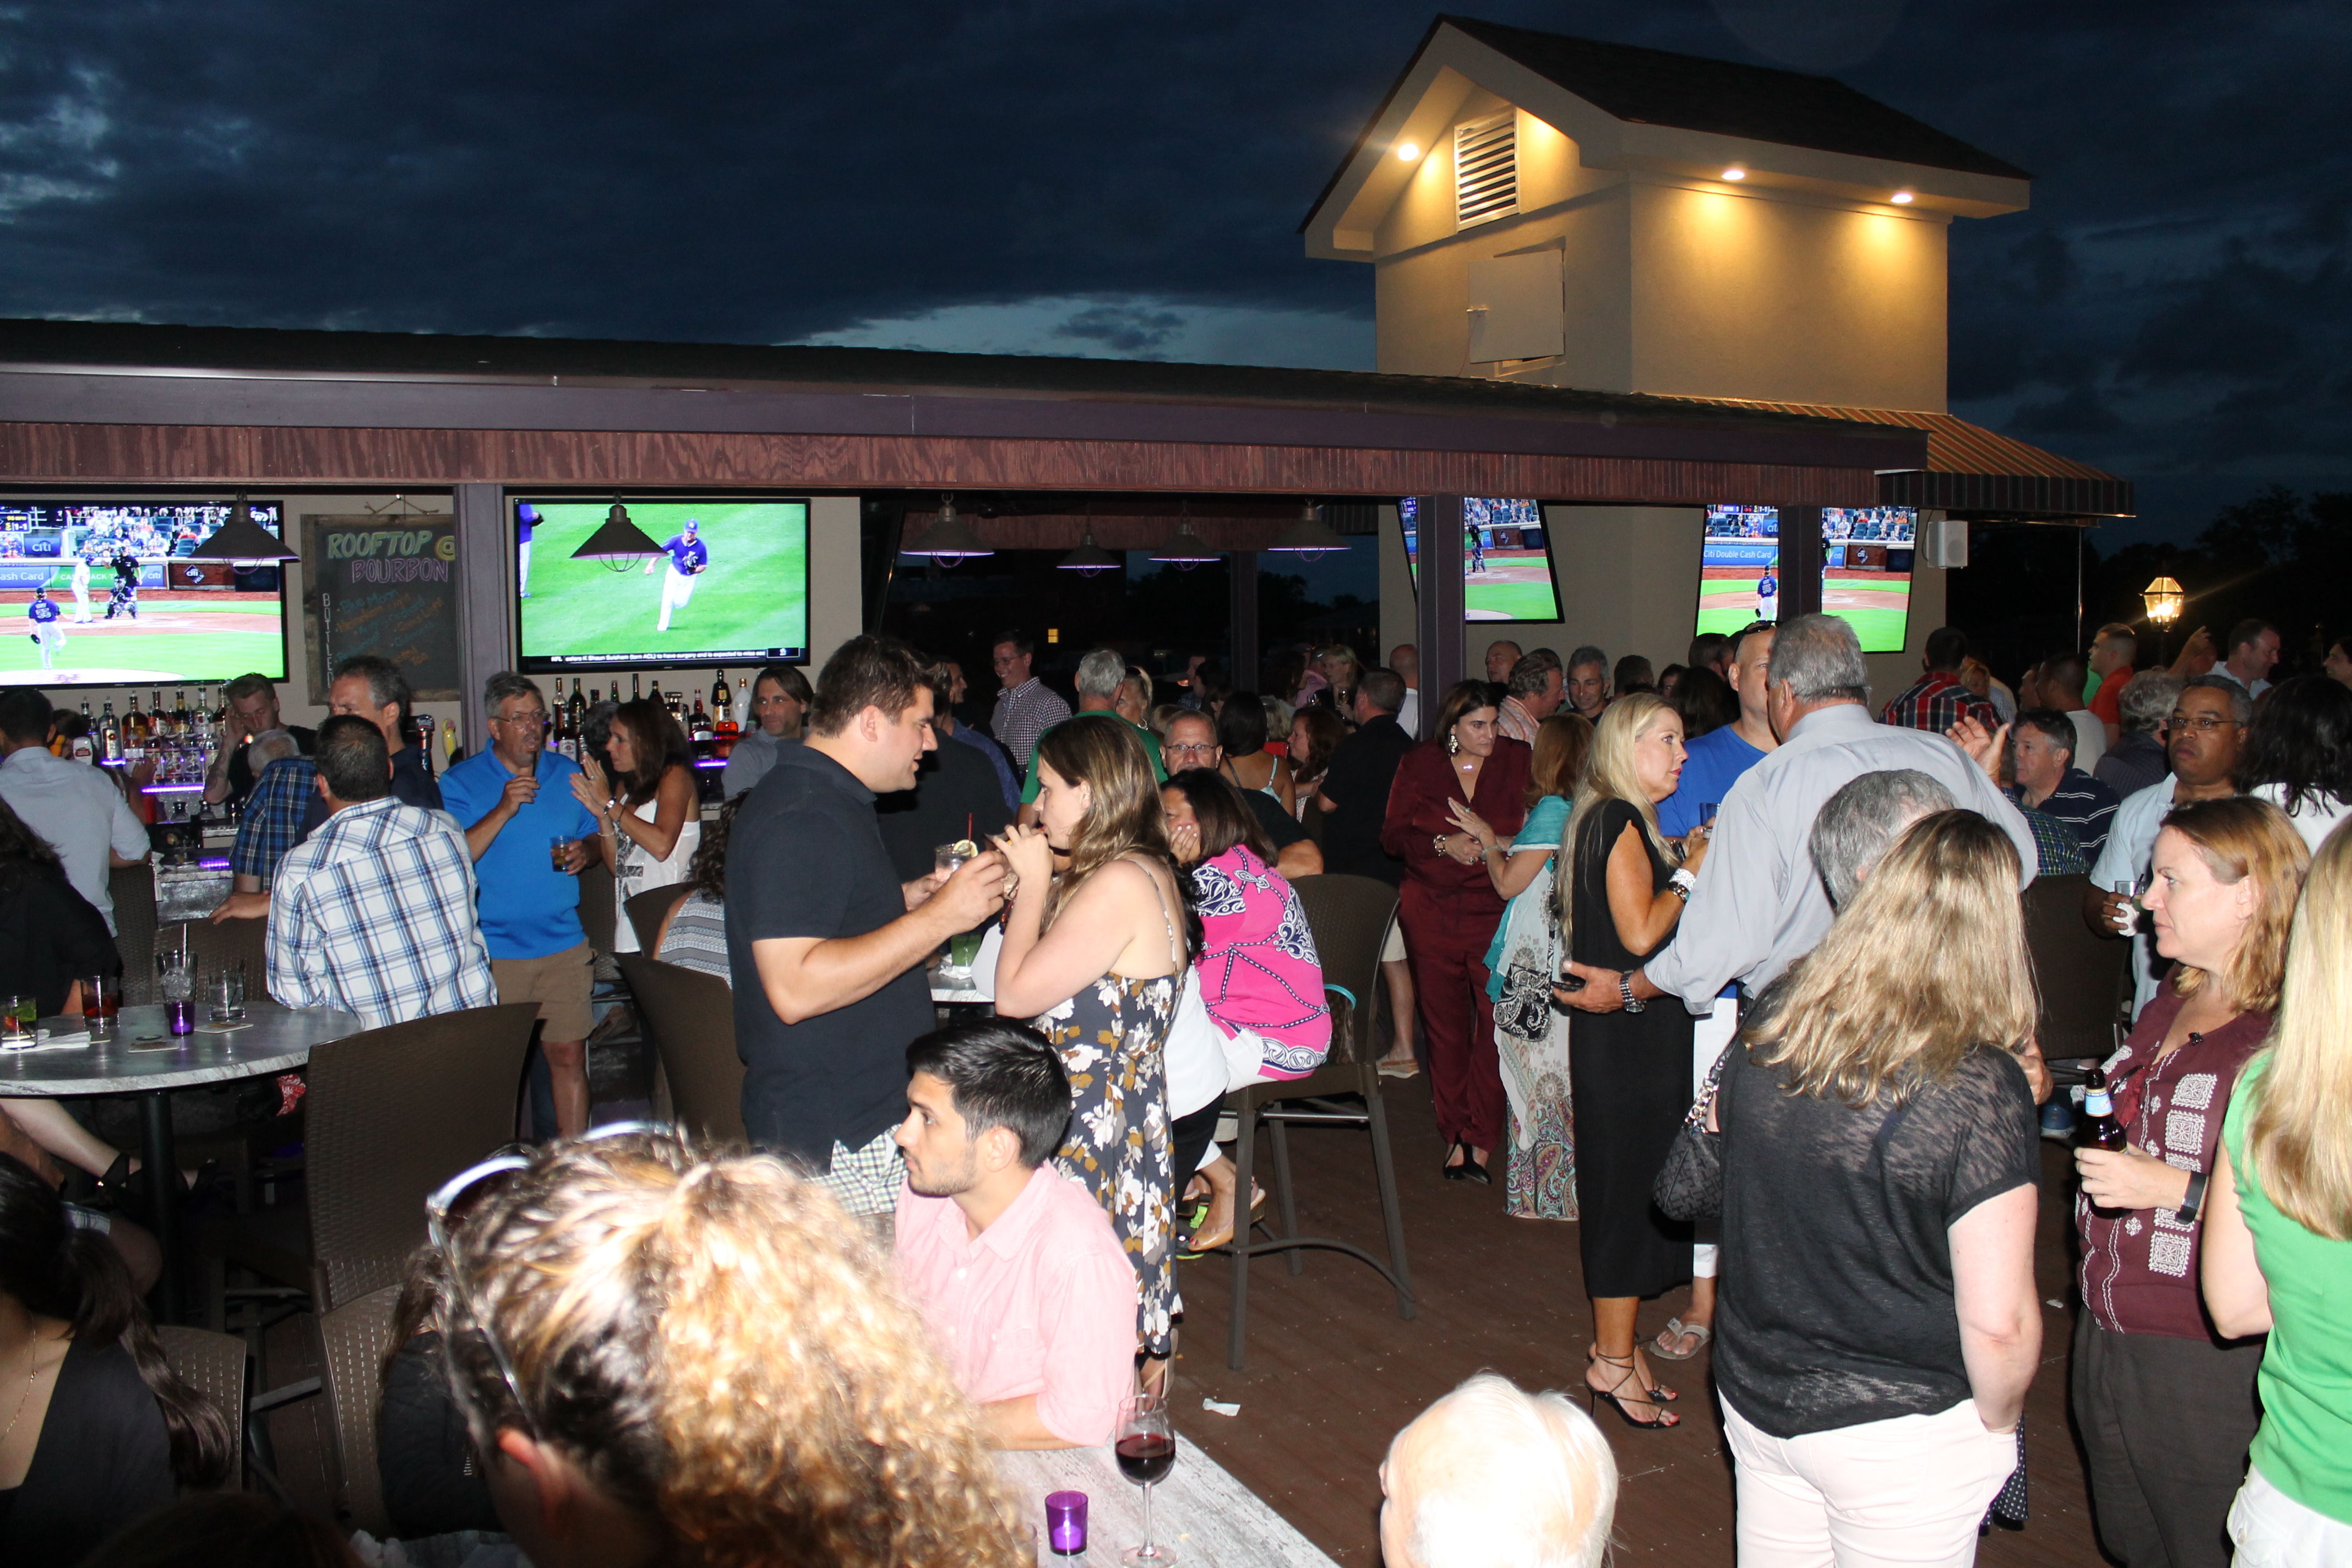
[
  {"xmin": 318, "ymin": 1284, "xmax": 401, "ymax": 1537},
  {"xmin": 1220, "ymin": 873, "xmax": 1415, "ymax": 1369},
  {"xmin": 625, "ymin": 883, "xmax": 693, "ymax": 955},
  {"xmin": 157, "ymin": 1324, "xmax": 248, "ymax": 1492},
  {"xmin": 616, "ymin": 954, "xmax": 744, "ymax": 1143},
  {"xmin": 109, "ymin": 862, "xmax": 158, "ymax": 1004},
  {"xmin": 2023, "ymin": 873, "xmax": 2130, "ymax": 1075},
  {"xmin": 579, "ymin": 861, "xmax": 618, "ymax": 954},
  {"xmin": 202, "ymin": 1003, "xmax": 540, "ymax": 1318}
]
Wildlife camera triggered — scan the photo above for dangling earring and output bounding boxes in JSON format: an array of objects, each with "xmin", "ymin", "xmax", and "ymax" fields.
[{"xmin": 1447, "ymin": 732, "xmax": 1460, "ymax": 756}]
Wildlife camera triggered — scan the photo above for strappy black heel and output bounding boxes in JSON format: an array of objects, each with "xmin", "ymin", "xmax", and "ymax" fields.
[{"xmin": 1586, "ymin": 1349, "xmax": 1680, "ymax": 1429}]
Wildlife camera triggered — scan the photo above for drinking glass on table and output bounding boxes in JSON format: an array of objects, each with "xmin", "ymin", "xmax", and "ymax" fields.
[
  {"xmin": 1116, "ymin": 1391, "xmax": 1178, "ymax": 1565},
  {"xmin": 80, "ymin": 974, "xmax": 118, "ymax": 1036},
  {"xmin": 210, "ymin": 962, "xmax": 247, "ymax": 1025},
  {"xmin": 1, "ymin": 997, "xmax": 30, "ymax": 1048}
]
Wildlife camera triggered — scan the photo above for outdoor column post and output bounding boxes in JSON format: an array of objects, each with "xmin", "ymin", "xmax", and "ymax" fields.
[
  {"xmin": 451, "ymin": 482, "xmax": 511, "ymax": 753},
  {"xmin": 1229, "ymin": 549, "xmax": 1259, "ymax": 688},
  {"xmin": 1780, "ymin": 504, "xmax": 1825, "ymax": 621},
  {"xmin": 1413, "ymin": 495, "xmax": 1467, "ymax": 717}
]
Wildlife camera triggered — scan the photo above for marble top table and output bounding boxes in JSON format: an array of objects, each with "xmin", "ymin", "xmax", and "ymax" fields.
[
  {"xmin": 996, "ymin": 1435, "xmax": 1336, "ymax": 1568},
  {"xmin": 1, "ymin": 999, "xmax": 366, "ymax": 1321},
  {"xmin": 0, "ymin": 1000, "xmax": 364, "ymax": 1096},
  {"xmin": 930, "ymin": 923, "xmax": 1001, "ymax": 1005}
]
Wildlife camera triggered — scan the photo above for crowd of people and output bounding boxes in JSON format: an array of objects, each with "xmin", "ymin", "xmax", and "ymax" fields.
[{"xmin": 2, "ymin": 603, "xmax": 2350, "ymax": 1567}]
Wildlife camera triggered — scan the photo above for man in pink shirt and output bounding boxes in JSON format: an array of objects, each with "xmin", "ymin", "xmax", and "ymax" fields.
[{"xmin": 892, "ymin": 1020, "xmax": 1138, "ymax": 1449}]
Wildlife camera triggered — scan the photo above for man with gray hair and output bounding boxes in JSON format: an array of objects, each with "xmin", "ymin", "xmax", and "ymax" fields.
[
  {"xmin": 1496, "ymin": 648, "xmax": 1564, "ymax": 744},
  {"xmin": 209, "ymin": 726, "xmax": 320, "ymax": 920},
  {"xmin": 1561, "ymin": 614, "xmax": 2038, "ymax": 1016},
  {"xmin": 2094, "ymin": 669, "xmax": 2176, "ymax": 799},
  {"xmin": 1564, "ymin": 645, "xmax": 1609, "ymax": 722},
  {"xmin": 1016, "ymin": 647, "xmax": 1165, "ymax": 821},
  {"xmin": 300, "ymin": 652, "xmax": 441, "ymax": 837},
  {"xmin": 1380, "ymin": 1374, "xmax": 1617, "ymax": 1568},
  {"xmin": 1809, "ymin": 769, "xmax": 1957, "ymax": 907}
]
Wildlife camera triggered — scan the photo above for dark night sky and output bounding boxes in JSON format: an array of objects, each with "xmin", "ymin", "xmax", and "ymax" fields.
[{"xmin": 1, "ymin": 2, "xmax": 2344, "ymax": 545}]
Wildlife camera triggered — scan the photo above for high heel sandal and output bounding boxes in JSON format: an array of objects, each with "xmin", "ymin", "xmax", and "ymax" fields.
[{"xmin": 1586, "ymin": 1350, "xmax": 1679, "ymax": 1429}]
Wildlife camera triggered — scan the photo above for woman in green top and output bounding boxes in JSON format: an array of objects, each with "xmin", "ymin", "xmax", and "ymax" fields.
[
  {"xmin": 2204, "ymin": 820, "xmax": 2352, "ymax": 1564},
  {"xmin": 1456, "ymin": 712, "xmax": 1592, "ymax": 1219}
]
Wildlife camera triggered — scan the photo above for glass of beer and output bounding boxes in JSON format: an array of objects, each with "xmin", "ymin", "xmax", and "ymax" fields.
[{"xmin": 551, "ymin": 835, "xmax": 576, "ymax": 872}]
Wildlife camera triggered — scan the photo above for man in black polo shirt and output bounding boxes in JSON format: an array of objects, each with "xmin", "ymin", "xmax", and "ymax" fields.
[
  {"xmin": 727, "ymin": 635, "xmax": 1009, "ymax": 1217},
  {"xmin": 1313, "ymin": 667, "xmax": 1420, "ymax": 1072},
  {"xmin": 298, "ymin": 655, "xmax": 442, "ymax": 839},
  {"xmin": 203, "ymin": 671, "xmax": 316, "ymax": 809}
]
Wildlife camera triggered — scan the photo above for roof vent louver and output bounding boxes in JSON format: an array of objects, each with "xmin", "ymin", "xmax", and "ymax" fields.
[{"xmin": 1454, "ymin": 113, "xmax": 1518, "ymax": 228}]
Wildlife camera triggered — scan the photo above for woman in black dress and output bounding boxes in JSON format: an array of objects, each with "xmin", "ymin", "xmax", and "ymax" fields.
[{"xmin": 1561, "ymin": 693, "xmax": 1706, "ymax": 1428}]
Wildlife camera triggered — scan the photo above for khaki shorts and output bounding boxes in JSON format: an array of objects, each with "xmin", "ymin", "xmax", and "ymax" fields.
[{"xmin": 491, "ymin": 942, "xmax": 595, "ymax": 1043}]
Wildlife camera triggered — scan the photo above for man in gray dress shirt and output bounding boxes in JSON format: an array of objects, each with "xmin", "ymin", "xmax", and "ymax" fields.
[{"xmin": 1558, "ymin": 614, "xmax": 2040, "ymax": 1017}]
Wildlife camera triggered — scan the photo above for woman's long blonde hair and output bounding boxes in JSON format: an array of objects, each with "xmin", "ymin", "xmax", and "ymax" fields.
[
  {"xmin": 2157, "ymin": 797, "xmax": 2307, "ymax": 1015},
  {"xmin": 440, "ymin": 1133, "xmax": 1024, "ymax": 1568},
  {"xmin": 1555, "ymin": 694, "xmax": 1674, "ymax": 945},
  {"xmin": 2241, "ymin": 820, "xmax": 2352, "ymax": 1239},
  {"xmin": 1745, "ymin": 810, "xmax": 2037, "ymax": 1106},
  {"xmin": 1033, "ymin": 715, "xmax": 1182, "ymax": 939}
]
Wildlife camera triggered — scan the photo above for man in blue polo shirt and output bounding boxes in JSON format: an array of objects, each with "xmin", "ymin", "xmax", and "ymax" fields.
[
  {"xmin": 1651, "ymin": 618, "xmax": 1777, "ymax": 1363},
  {"xmin": 440, "ymin": 671, "xmax": 601, "ymax": 1138}
]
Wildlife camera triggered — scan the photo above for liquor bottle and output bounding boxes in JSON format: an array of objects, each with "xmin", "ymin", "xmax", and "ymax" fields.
[
  {"xmin": 173, "ymin": 689, "xmax": 190, "ymax": 739},
  {"xmin": 2077, "ymin": 1064, "xmax": 2129, "ymax": 1217},
  {"xmin": 689, "ymin": 696, "xmax": 712, "ymax": 739},
  {"xmin": 100, "ymin": 702, "xmax": 122, "ymax": 764},
  {"xmin": 630, "ymin": 672, "xmax": 641, "ymax": 704},
  {"xmin": 665, "ymin": 688, "xmax": 683, "ymax": 720},
  {"xmin": 567, "ymin": 677, "xmax": 586, "ymax": 737},
  {"xmin": 151, "ymin": 691, "xmax": 166, "ymax": 739},
  {"xmin": 123, "ymin": 690, "xmax": 144, "ymax": 744},
  {"xmin": 710, "ymin": 670, "xmax": 730, "ymax": 720}
]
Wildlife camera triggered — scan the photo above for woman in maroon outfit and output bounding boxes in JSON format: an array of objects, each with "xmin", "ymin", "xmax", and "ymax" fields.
[{"xmin": 1381, "ymin": 680, "xmax": 1533, "ymax": 1183}]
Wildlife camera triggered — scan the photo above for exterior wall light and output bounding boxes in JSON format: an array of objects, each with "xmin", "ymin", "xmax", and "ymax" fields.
[
  {"xmin": 1891, "ymin": 190, "xmax": 1916, "ymax": 205},
  {"xmin": 1395, "ymin": 141, "xmax": 1420, "ymax": 162},
  {"xmin": 1722, "ymin": 167, "xmax": 1746, "ymax": 181}
]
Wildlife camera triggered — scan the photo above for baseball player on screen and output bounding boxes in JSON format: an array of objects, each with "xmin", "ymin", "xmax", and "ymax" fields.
[
  {"xmin": 25, "ymin": 587, "xmax": 63, "ymax": 669},
  {"xmin": 69, "ymin": 552, "xmax": 92, "ymax": 622},
  {"xmin": 646, "ymin": 517, "xmax": 709, "ymax": 632},
  {"xmin": 1756, "ymin": 568, "xmax": 1779, "ymax": 621}
]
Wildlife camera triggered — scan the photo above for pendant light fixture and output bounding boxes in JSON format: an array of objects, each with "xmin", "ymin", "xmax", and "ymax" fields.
[
  {"xmin": 183, "ymin": 491, "xmax": 298, "ymax": 564},
  {"xmin": 1265, "ymin": 499, "xmax": 1347, "ymax": 563},
  {"xmin": 1149, "ymin": 502, "xmax": 1219, "ymax": 572},
  {"xmin": 1057, "ymin": 502, "xmax": 1118, "ymax": 576},
  {"xmin": 570, "ymin": 497, "xmax": 666, "ymax": 573},
  {"xmin": 899, "ymin": 493, "xmax": 993, "ymax": 566}
]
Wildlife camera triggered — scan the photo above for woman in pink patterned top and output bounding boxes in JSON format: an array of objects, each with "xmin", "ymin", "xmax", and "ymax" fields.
[
  {"xmin": 1162, "ymin": 769, "xmax": 1330, "ymax": 1249},
  {"xmin": 2071, "ymin": 797, "xmax": 2307, "ymax": 1568}
]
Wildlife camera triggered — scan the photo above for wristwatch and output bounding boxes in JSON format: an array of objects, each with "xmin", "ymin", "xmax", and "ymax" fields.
[
  {"xmin": 1618, "ymin": 973, "xmax": 1646, "ymax": 1014},
  {"xmin": 1668, "ymin": 868, "xmax": 1697, "ymax": 901},
  {"xmin": 2176, "ymin": 1168, "xmax": 2209, "ymax": 1224}
]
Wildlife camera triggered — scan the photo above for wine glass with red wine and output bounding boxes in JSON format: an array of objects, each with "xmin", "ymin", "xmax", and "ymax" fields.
[{"xmin": 1115, "ymin": 1391, "xmax": 1178, "ymax": 1565}]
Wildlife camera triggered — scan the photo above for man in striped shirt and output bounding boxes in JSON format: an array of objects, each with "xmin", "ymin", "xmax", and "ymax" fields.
[
  {"xmin": 265, "ymin": 716, "xmax": 494, "ymax": 1029},
  {"xmin": 2008, "ymin": 707, "xmax": 2121, "ymax": 862},
  {"xmin": 987, "ymin": 630, "xmax": 1071, "ymax": 769}
]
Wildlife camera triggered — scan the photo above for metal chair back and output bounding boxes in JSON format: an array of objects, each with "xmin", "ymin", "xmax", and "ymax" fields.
[
  {"xmin": 157, "ymin": 1325, "xmax": 248, "ymax": 1491},
  {"xmin": 303, "ymin": 1003, "xmax": 541, "ymax": 1309},
  {"xmin": 2023, "ymin": 873, "xmax": 2130, "ymax": 1064},
  {"xmin": 625, "ymin": 884, "xmax": 693, "ymax": 955},
  {"xmin": 318, "ymin": 1284, "xmax": 401, "ymax": 1538},
  {"xmin": 617, "ymin": 954, "xmax": 746, "ymax": 1142}
]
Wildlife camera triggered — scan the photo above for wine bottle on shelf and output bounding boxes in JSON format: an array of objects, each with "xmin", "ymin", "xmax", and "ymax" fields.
[
  {"xmin": 567, "ymin": 677, "xmax": 586, "ymax": 736},
  {"xmin": 631, "ymin": 672, "xmax": 642, "ymax": 703}
]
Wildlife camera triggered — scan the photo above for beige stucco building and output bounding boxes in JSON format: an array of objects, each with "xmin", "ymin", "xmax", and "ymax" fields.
[{"xmin": 1305, "ymin": 18, "xmax": 2121, "ymax": 697}]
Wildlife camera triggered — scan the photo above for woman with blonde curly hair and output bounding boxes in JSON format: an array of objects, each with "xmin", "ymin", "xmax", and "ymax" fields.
[
  {"xmin": 432, "ymin": 1130, "xmax": 1024, "ymax": 1568},
  {"xmin": 992, "ymin": 717, "xmax": 1190, "ymax": 1371}
]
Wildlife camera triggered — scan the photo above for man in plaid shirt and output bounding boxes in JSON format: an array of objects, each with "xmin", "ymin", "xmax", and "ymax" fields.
[
  {"xmin": 266, "ymin": 716, "xmax": 494, "ymax": 1028},
  {"xmin": 1879, "ymin": 626, "xmax": 1997, "ymax": 733},
  {"xmin": 987, "ymin": 629, "xmax": 1071, "ymax": 769},
  {"xmin": 228, "ymin": 733, "xmax": 314, "ymax": 888}
]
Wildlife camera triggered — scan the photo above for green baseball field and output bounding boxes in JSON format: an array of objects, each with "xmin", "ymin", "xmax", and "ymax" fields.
[
  {"xmin": 1463, "ymin": 549, "xmax": 1560, "ymax": 622},
  {"xmin": 1696, "ymin": 571, "xmax": 1772, "ymax": 638},
  {"xmin": 0, "ymin": 591, "xmax": 285, "ymax": 685},
  {"xmin": 519, "ymin": 502, "xmax": 809, "ymax": 659},
  {"xmin": 1697, "ymin": 570, "xmax": 1909, "ymax": 652}
]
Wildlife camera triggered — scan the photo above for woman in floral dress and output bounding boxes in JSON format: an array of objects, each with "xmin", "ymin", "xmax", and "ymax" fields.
[{"xmin": 994, "ymin": 717, "xmax": 1191, "ymax": 1365}]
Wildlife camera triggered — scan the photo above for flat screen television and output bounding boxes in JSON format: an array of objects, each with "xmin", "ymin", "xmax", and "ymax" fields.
[
  {"xmin": 0, "ymin": 500, "xmax": 289, "ymax": 687},
  {"xmin": 1694, "ymin": 504, "xmax": 1915, "ymax": 653},
  {"xmin": 1695, "ymin": 505, "xmax": 1781, "ymax": 638},
  {"xmin": 1820, "ymin": 506, "xmax": 1915, "ymax": 654},
  {"xmin": 515, "ymin": 497, "xmax": 810, "ymax": 672},
  {"xmin": 1398, "ymin": 497, "xmax": 1562, "ymax": 622}
]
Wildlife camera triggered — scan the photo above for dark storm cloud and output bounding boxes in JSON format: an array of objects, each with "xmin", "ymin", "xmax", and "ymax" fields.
[{"xmin": 0, "ymin": 2, "xmax": 2345, "ymax": 537}]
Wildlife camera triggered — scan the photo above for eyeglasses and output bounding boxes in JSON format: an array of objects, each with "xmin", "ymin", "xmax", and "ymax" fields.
[
  {"xmin": 2169, "ymin": 712, "xmax": 2241, "ymax": 733},
  {"xmin": 1163, "ymin": 743, "xmax": 1218, "ymax": 760},
  {"xmin": 493, "ymin": 711, "xmax": 549, "ymax": 728},
  {"xmin": 426, "ymin": 1120, "xmax": 669, "ymax": 1439}
]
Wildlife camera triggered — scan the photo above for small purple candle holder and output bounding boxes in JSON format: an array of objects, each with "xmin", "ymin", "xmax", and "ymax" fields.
[
  {"xmin": 1045, "ymin": 1490, "xmax": 1088, "ymax": 1555},
  {"xmin": 166, "ymin": 999, "xmax": 195, "ymax": 1036}
]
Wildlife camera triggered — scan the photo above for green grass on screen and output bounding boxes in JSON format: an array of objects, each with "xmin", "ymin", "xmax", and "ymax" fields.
[
  {"xmin": 520, "ymin": 502, "xmax": 809, "ymax": 659},
  {"xmin": 1464, "ymin": 580, "xmax": 1561, "ymax": 621}
]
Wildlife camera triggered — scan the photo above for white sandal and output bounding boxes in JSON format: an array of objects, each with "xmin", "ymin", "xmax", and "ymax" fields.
[{"xmin": 1651, "ymin": 1317, "xmax": 1712, "ymax": 1361}]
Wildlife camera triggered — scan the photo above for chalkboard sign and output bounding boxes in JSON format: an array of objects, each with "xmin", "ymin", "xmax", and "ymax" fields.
[{"xmin": 301, "ymin": 514, "xmax": 462, "ymax": 704}]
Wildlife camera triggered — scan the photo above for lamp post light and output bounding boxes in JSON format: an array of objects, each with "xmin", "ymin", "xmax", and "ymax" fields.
[{"xmin": 2143, "ymin": 575, "xmax": 2185, "ymax": 664}]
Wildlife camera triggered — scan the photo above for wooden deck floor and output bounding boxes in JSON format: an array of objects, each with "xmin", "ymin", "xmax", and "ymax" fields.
[{"xmin": 1164, "ymin": 1075, "xmax": 2107, "ymax": 1567}]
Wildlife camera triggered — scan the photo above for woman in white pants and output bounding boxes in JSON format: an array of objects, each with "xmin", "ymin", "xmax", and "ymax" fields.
[{"xmin": 1713, "ymin": 809, "xmax": 2043, "ymax": 1567}]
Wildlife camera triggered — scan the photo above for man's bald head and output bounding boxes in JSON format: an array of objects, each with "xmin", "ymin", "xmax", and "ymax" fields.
[{"xmin": 1380, "ymin": 1375, "xmax": 1616, "ymax": 1568}]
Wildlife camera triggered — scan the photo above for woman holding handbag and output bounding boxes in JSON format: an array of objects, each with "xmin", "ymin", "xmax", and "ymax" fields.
[
  {"xmin": 1453, "ymin": 713, "xmax": 1594, "ymax": 1220},
  {"xmin": 1555, "ymin": 694, "xmax": 1702, "ymax": 1427}
]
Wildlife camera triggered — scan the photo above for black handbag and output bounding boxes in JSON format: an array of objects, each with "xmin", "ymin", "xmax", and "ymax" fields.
[{"xmin": 1653, "ymin": 1048, "xmax": 1729, "ymax": 1221}]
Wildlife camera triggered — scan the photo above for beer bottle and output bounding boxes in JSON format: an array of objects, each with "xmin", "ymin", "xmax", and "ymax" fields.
[{"xmin": 2077, "ymin": 1064, "xmax": 2129, "ymax": 1217}]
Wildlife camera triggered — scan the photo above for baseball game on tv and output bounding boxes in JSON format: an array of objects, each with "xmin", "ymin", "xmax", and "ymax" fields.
[{"xmin": 514, "ymin": 497, "xmax": 810, "ymax": 671}]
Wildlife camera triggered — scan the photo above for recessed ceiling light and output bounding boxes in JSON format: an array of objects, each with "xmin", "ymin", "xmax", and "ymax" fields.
[
  {"xmin": 1396, "ymin": 141, "xmax": 1420, "ymax": 162},
  {"xmin": 1722, "ymin": 167, "xmax": 1746, "ymax": 181},
  {"xmin": 1891, "ymin": 189, "xmax": 1915, "ymax": 204}
]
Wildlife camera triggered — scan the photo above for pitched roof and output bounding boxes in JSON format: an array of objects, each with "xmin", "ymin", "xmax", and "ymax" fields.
[{"xmin": 1659, "ymin": 395, "xmax": 2130, "ymax": 518}]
